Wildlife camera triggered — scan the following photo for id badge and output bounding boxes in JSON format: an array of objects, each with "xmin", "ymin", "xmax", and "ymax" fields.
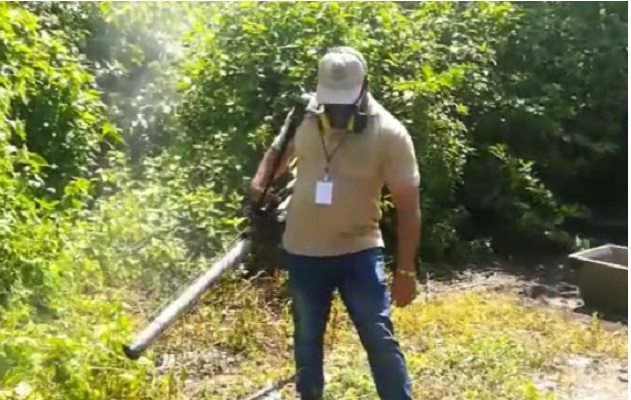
[{"xmin": 315, "ymin": 174, "xmax": 333, "ymax": 205}]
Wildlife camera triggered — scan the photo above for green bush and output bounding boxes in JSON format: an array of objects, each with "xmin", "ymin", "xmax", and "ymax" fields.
[
  {"xmin": 457, "ymin": 1, "xmax": 627, "ymax": 253},
  {"xmin": 0, "ymin": 3, "xmax": 105, "ymax": 307},
  {"xmin": 0, "ymin": 3, "xmax": 116, "ymax": 195}
]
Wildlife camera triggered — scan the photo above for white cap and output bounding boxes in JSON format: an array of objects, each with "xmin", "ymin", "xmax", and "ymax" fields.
[{"xmin": 316, "ymin": 47, "xmax": 367, "ymax": 105}]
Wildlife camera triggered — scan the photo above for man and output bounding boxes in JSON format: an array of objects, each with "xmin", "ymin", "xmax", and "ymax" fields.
[{"xmin": 249, "ymin": 46, "xmax": 421, "ymax": 400}]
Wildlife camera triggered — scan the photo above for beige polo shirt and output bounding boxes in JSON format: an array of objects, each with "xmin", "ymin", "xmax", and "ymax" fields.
[{"xmin": 271, "ymin": 93, "xmax": 420, "ymax": 257}]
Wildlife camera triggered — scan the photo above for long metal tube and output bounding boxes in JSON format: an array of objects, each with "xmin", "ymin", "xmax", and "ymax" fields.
[
  {"xmin": 122, "ymin": 238, "xmax": 252, "ymax": 359},
  {"xmin": 122, "ymin": 96, "xmax": 305, "ymax": 361}
]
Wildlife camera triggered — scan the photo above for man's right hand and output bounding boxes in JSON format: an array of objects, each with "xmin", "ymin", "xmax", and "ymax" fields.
[{"xmin": 249, "ymin": 183, "xmax": 281, "ymax": 208}]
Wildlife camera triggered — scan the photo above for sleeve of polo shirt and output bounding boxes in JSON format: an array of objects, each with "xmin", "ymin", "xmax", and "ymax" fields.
[
  {"xmin": 383, "ymin": 124, "xmax": 421, "ymax": 188},
  {"xmin": 270, "ymin": 108, "xmax": 297, "ymax": 157}
]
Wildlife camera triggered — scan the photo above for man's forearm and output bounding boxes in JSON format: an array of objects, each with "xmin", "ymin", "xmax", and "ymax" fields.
[
  {"xmin": 396, "ymin": 207, "xmax": 421, "ymax": 271},
  {"xmin": 250, "ymin": 148, "xmax": 289, "ymax": 193}
]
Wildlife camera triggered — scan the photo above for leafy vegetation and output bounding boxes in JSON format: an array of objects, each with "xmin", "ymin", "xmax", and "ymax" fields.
[{"xmin": 0, "ymin": 1, "xmax": 627, "ymax": 399}]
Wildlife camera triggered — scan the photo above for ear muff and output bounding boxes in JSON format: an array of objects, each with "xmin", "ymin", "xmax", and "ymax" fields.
[
  {"xmin": 342, "ymin": 106, "xmax": 368, "ymax": 134},
  {"xmin": 315, "ymin": 103, "xmax": 368, "ymax": 134},
  {"xmin": 316, "ymin": 108, "xmax": 367, "ymax": 134},
  {"xmin": 351, "ymin": 75, "xmax": 370, "ymax": 133},
  {"xmin": 317, "ymin": 110, "xmax": 332, "ymax": 132},
  {"xmin": 347, "ymin": 114, "xmax": 355, "ymax": 132}
]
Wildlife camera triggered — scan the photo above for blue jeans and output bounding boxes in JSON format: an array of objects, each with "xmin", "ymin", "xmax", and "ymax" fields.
[{"xmin": 285, "ymin": 247, "xmax": 413, "ymax": 400}]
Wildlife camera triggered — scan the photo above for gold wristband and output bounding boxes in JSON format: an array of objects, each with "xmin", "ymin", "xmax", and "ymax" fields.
[{"xmin": 397, "ymin": 269, "xmax": 416, "ymax": 278}]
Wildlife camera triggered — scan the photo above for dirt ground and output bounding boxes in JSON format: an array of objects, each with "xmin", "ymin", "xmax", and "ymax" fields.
[
  {"xmin": 155, "ymin": 255, "xmax": 628, "ymax": 400},
  {"xmin": 423, "ymin": 256, "xmax": 628, "ymax": 400}
]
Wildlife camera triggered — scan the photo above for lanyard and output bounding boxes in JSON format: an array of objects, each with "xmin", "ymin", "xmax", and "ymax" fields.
[{"xmin": 318, "ymin": 131, "xmax": 347, "ymax": 180}]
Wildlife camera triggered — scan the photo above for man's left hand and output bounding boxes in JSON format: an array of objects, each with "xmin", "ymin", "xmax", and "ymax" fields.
[{"xmin": 391, "ymin": 269, "xmax": 417, "ymax": 308}]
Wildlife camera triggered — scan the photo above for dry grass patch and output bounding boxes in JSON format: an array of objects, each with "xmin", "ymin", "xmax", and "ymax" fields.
[{"xmin": 143, "ymin": 277, "xmax": 626, "ymax": 400}]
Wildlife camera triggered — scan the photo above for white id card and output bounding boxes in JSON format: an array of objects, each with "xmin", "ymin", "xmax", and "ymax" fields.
[{"xmin": 315, "ymin": 180, "xmax": 333, "ymax": 205}]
